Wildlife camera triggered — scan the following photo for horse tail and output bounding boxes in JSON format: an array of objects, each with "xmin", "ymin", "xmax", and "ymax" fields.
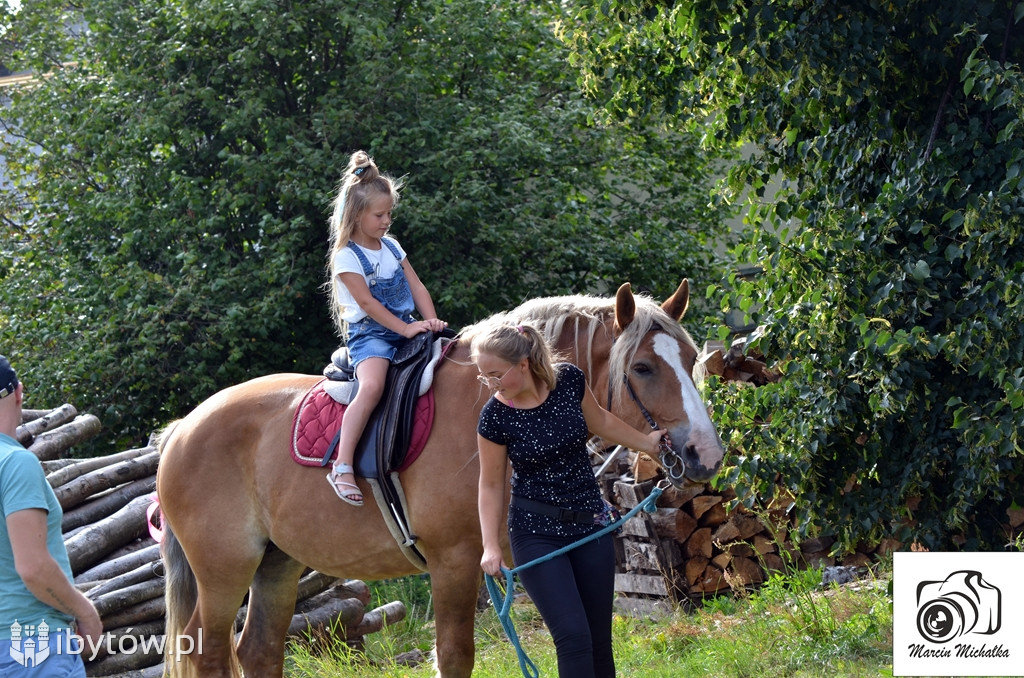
[
  {"xmin": 153, "ymin": 419, "xmax": 181, "ymax": 455},
  {"xmin": 155, "ymin": 420, "xmax": 196, "ymax": 677},
  {"xmin": 154, "ymin": 420, "xmax": 201, "ymax": 678},
  {"xmin": 161, "ymin": 521, "xmax": 200, "ymax": 677}
]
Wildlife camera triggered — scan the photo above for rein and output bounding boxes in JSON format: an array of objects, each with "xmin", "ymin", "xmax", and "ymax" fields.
[{"xmin": 485, "ymin": 482, "xmax": 667, "ymax": 678}]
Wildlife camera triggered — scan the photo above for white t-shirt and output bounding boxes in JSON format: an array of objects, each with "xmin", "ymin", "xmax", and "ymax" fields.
[{"xmin": 332, "ymin": 236, "xmax": 408, "ymax": 322}]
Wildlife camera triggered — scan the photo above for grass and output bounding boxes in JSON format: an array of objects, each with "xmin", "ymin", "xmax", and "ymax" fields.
[{"xmin": 283, "ymin": 564, "xmax": 895, "ymax": 677}]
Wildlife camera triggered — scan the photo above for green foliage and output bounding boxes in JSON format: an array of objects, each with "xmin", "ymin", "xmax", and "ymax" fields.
[
  {"xmin": 0, "ymin": 0, "xmax": 733, "ymax": 447},
  {"xmin": 563, "ymin": 1, "xmax": 1024, "ymax": 550}
]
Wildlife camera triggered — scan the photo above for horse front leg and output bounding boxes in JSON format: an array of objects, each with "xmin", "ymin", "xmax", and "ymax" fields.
[{"xmin": 430, "ymin": 557, "xmax": 483, "ymax": 678}]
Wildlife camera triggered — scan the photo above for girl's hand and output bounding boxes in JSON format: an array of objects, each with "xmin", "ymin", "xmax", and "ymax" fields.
[
  {"xmin": 480, "ymin": 546, "xmax": 507, "ymax": 577},
  {"xmin": 642, "ymin": 429, "xmax": 669, "ymax": 456},
  {"xmin": 423, "ymin": 317, "xmax": 448, "ymax": 333},
  {"xmin": 403, "ymin": 318, "xmax": 447, "ymax": 337}
]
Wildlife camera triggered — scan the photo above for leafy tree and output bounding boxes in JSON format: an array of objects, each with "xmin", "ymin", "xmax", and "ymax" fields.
[
  {"xmin": 562, "ymin": 1, "xmax": 1024, "ymax": 551},
  {"xmin": 0, "ymin": 0, "xmax": 733, "ymax": 448}
]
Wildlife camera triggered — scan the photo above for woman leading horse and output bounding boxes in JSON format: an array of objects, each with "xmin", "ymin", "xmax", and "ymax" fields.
[{"xmin": 156, "ymin": 279, "xmax": 725, "ymax": 678}]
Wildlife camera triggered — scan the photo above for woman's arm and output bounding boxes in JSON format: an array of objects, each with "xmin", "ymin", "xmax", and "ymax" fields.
[
  {"xmin": 8, "ymin": 509, "xmax": 103, "ymax": 647},
  {"xmin": 477, "ymin": 434, "xmax": 509, "ymax": 576},
  {"xmin": 580, "ymin": 382, "xmax": 665, "ymax": 455}
]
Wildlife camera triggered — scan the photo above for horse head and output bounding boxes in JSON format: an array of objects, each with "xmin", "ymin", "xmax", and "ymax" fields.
[{"xmin": 611, "ymin": 279, "xmax": 725, "ymax": 485}]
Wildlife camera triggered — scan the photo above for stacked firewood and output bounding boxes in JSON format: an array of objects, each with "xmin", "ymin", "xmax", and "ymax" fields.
[
  {"xmin": 17, "ymin": 405, "xmax": 102, "ymax": 461},
  {"xmin": 601, "ymin": 473, "xmax": 877, "ymax": 607},
  {"xmin": 19, "ymin": 406, "xmax": 407, "ymax": 678},
  {"xmin": 696, "ymin": 334, "xmax": 781, "ymax": 387}
]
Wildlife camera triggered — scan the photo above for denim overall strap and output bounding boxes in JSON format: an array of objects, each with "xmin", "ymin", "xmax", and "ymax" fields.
[
  {"xmin": 346, "ymin": 239, "xmax": 415, "ymax": 319},
  {"xmin": 380, "ymin": 236, "xmax": 403, "ymax": 261},
  {"xmin": 346, "ymin": 240, "xmax": 378, "ymax": 279}
]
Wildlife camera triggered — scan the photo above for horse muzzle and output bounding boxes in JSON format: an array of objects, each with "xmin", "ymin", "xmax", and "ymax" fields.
[{"xmin": 661, "ymin": 426, "xmax": 724, "ymax": 486}]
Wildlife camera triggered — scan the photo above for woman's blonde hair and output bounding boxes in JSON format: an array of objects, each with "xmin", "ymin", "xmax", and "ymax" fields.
[
  {"xmin": 325, "ymin": 150, "xmax": 404, "ymax": 333},
  {"xmin": 470, "ymin": 323, "xmax": 559, "ymax": 391}
]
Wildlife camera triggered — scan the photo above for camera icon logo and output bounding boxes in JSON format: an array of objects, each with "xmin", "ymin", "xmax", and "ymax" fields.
[{"xmin": 916, "ymin": 570, "xmax": 1001, "ymax": 644}]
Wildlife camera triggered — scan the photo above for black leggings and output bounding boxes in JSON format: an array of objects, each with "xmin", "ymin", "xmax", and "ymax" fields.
[{"xmin": 511, "ymin": 530, "xmax": 616, "ymax": 678}]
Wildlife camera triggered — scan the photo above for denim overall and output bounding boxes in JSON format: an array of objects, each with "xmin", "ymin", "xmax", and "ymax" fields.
[{"xmin": 345, "ymin": 238, "xmax": 416, "ymax": 365}]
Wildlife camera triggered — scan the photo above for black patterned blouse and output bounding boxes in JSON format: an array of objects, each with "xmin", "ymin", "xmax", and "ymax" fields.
[{"xmin": 477, "ymin": 363, "xmax": 603, "ymax": 536}]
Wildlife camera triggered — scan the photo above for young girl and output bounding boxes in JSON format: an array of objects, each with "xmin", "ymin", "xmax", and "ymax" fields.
[
  {"xmin": 472, "ymin": 324, "xmax": 667, "ymax": 677},
  {"xmin": 325, "ymin": 151, "xmax": 447, "ymax": 506}
]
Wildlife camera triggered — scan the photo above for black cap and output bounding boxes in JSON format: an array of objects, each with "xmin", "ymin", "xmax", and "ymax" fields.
[{"xmin": 0, "ymin": 354, "xmax": 19, "ymax": 399}]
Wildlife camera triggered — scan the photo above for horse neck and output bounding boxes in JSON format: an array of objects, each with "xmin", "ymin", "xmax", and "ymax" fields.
[{"xmin": 548, "ymin": 313, "xmax": 615, "ymax": 404}]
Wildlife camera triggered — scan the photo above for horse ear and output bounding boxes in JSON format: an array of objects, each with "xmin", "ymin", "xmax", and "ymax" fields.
[
  {"xmin": 615, "ymin": 282, "xmax": 636, "ymax": 333},
  {"xmin": 661, "ymin": 279, "xmax": 690, "ymax": 321}
]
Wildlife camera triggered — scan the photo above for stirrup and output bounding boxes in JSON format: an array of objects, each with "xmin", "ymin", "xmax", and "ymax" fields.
[{"xmin": 327, "ymin": 463, "xmax": 364, "ymax": 507}]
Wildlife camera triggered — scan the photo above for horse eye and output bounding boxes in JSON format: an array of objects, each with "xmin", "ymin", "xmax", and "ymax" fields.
[{"xmin": 633, "ymin": 362, "xmax": 652, "ymax": 375}]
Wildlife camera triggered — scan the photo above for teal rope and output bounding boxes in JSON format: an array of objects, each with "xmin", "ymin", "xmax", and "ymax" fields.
[{"xmin": 484, "ymin": 485, "xmax": 664, "ymax": 678}]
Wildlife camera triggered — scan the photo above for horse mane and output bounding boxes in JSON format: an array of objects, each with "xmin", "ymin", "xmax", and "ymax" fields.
[{"xmin": 460, "ymin": 291, "xmax": 698, "ymax": 409}]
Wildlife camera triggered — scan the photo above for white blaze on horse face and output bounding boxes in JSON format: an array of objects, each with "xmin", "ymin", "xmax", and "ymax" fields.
[{"xmin": 652, "ymin": 333, "xmax": 722, "ymax": 460}]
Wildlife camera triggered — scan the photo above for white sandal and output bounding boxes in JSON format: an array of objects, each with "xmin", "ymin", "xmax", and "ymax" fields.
[{"xmin": 327, "ymin": 463, "xmax": 364, "ymax": 506}]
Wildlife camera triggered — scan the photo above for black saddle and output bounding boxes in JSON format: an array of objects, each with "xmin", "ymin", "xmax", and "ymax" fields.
[{"xmin": 321, "ymin": 329, "xmax": 453, "ymax": 477}]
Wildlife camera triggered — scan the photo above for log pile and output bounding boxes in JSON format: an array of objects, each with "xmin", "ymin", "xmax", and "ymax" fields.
[
  {"xmin": 696, "ymin": 335, "xmax": 781, "ymax": 387},
  {"xmin": 19, "ymin": 406, "xmax": 407, "ymax": 678},
  {"xmin": 601, "ymin": 474, "xmax": 863, "ymax": 607},
  {"xmin": 17, "ymin": 405, "xmax": 102, "ymax": 461},
  {"xmin": 604, "ymin": 456, "xmax": 893, "ymax": 606}
]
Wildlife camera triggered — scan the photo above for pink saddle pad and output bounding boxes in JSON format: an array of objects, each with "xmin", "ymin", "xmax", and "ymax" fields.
[{"xmin": 290, "ymin": 378, "xmax": 435, "ymax": 471}]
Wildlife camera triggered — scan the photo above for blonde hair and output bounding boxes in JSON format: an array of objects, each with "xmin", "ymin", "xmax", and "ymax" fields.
[
  {"xmin": 470, "ymin": 323, "xmax": 559, "ymax": 391},
  {"xmin": 325, "ymin": 150, "xmax": 405, "ymax": 333}
]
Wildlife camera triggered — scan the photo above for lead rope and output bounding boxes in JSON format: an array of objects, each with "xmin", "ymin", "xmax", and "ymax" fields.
[{"xmin": 484, "ymin": 482, "xmax": 667, "ymax": 678}]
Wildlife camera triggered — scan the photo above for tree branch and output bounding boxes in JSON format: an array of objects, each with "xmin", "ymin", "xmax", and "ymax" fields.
[{"xmin": 923, "ymin": 43, "xmax": 967, "ymax": 163}]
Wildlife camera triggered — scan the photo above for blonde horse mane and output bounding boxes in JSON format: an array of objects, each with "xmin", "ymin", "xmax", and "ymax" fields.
[{"xmin": 460, "ymin": 290, "xmax": 699, "ymax": 409}]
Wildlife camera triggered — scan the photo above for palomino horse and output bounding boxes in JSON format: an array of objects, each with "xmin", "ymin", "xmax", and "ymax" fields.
[{"xmin": 156, "ymin": 279, "xmax": 725, "ymax": 678}]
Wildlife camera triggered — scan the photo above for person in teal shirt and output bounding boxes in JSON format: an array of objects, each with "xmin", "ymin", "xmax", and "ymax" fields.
[{"xmin": 0, "ymin": 355, "xmax": 101, "ymax": 676}]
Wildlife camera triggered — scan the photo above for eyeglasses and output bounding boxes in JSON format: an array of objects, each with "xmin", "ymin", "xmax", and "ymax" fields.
[{"xmin": 477, "ymin": 364, "xmax": 516, "ymax": 389}]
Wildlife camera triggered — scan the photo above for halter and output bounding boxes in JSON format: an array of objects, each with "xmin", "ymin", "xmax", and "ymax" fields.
[{"xmin": 608, "ymin": 372, "xmax": 688, "ymax": 484}]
